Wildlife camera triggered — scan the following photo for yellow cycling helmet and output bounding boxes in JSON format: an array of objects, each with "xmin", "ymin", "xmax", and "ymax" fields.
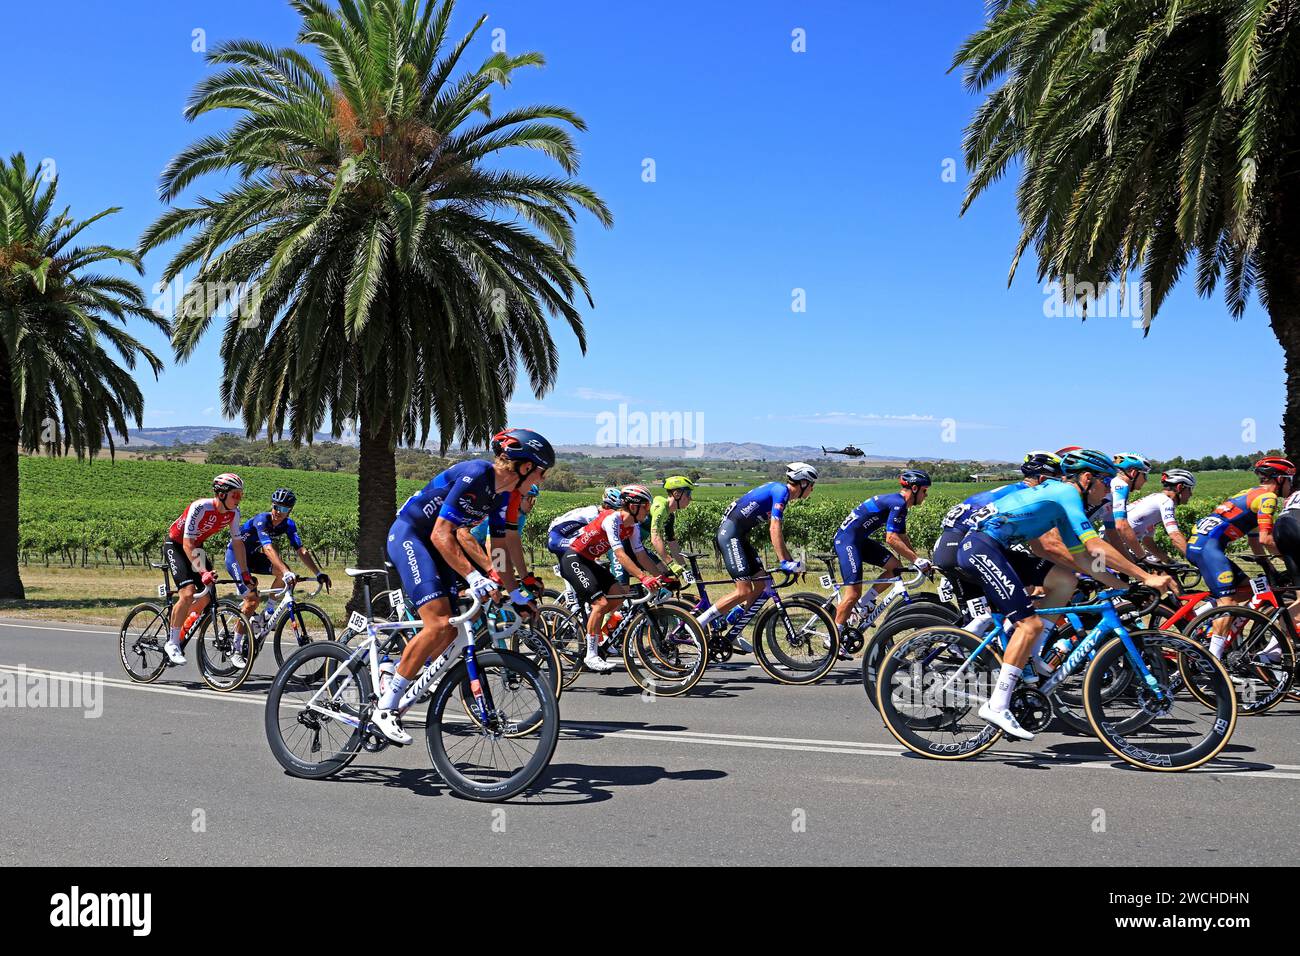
[{"xmin": 664, "ymin": 475, "xmax": 695, "ymax": 491}]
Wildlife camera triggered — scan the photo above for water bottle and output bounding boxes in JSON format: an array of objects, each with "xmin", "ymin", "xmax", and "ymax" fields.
[
  {"xmin": 724, "ymin": 606, "xmax": 745, "ymax": 625},
  {"xmin": 1042, "ymin": 637, "xmax": 1072, "ymax": 671},
  {"xmin": 378, "ymin": 657, "xmax": 396, "ymax": 695}
]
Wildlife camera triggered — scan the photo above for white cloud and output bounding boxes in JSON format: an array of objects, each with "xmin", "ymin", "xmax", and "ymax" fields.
[
  {"xmin": 571, "ymin": 387, "xmax": 636, "ymax": 403},
  {"xmin": 507, "ymin": 402, "xmax": 598, "ymax": 421}
]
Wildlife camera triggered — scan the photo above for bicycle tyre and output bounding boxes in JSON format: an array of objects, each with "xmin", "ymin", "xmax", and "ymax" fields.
[
  {"xmin": 273, "ymin": 601, "xmax": 336, "ymax": 670},
  {"xmin": 623, "ymin": 605, "xmax": 707, "ymax": 697},
  {"xmin": 264, "ymin": 640, "xmax": 368, "ymax": 779},
  {"xmin": 862, "ymin": 610, "xmax": 962, "ymax": 711},
  {"xmin": 196, "ymin": 604, "xmax": 256, "ymax": 692},
  {"xmin": 1177, "ymin": 605, "xmax": 1295, "ymax": 714},
  {"xmin": 753, "ymin": 597, "xmax": 839, "ymax": 685},
  {"xmin": 119, "ymin": 602, "xmax": 171, "ymax": 683}
]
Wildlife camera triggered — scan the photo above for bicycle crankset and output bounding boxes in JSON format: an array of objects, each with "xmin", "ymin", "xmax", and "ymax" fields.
[
  {"xmin": 1010, "ymin": 687, "xmax": 1054, "ymax": 733},
  {"xmin": 361, "ymin": 730, "xmax": 391, "ymax": 753},
  {"xmin": 707, "ymin": 633, "xmax": 733, "ymax": 663},
  {"xmin": 840, "ymin": 626, "xmax": 865, "ymax": 655}
]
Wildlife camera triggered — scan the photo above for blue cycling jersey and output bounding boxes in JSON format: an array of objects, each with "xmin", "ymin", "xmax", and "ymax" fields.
[
  {"xmin": 972, "ymin": 480, "xmax": 1099, "ymax": 552},
  {"xmin": 838, "ymin": 492, "xmax": 910, "ymax": 538},
  {"xmin": 471, "ymin": 511, "xmax": 527, "ymax": 547},
  {"xmin": 395, "ymin": 460, "xmax": 507, "ymax": 535},
  {"xmin": 236, "ymin": 512, "xmax": 303, "ymax": 554},
  {"xmin": 723, "ymin": 482, "xmax": 790, "ymax": 533},
  {"xmin": 941, "ymin": 481, "xmax": 1029, "ymax": 532}
]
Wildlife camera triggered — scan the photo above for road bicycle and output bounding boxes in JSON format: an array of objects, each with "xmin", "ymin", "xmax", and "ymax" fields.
[
  {"xmin": 119, "ymin": 558, "xmax": 255, "ymax": 692},
  {"xmin": 219, "ymin": 577, "xmax": 332, "ymax": 672},
  {"xmin": 668, "ymin": 552, "xmax": 839, "ymax": 685},
  {"xmin": 264, "ymin": 566, "xmax": 559, "ymax": 802},
  {"xmin": 876, "ymin": 588, "xmax": 1237, "ymax": 771}
]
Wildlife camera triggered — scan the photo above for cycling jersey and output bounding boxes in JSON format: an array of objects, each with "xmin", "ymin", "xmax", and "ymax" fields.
[
  {"xmin": 169, "ymin": 499, "xmax": 242, "ymax": 545},
  {"xmin": 568, "ymin": 510, "xmax": 645, "ymax": 563},
  {"xmin": 395, "ymin": 460, "xmax": 507, "ymax": 535},
  {"xmin": 547, "ymin": 505, "xmax": 601, "ymax": 554},
  {"xmin": 1284, "ymin": 490, "xmax": 1300, "ymax": 513},
  {"xmin": 471, "ymin": 490, "xmax": 526, "ymax": 547},
  {"xmin": 971, "ymin": 481, "xmax": 1099, "ymax": 553},
  {"xmin": 1190, "ymin": 486, "xmax": 1279, "ymax": 543},
  {"xmin": 722, "ymin": 482, "xmax": 790, "ymax": 533},
  {"xmin": 838, "ymin": 492, "xmax": 910, "ymax": 538},
  {"xmin": 940, "ymin": 481, "xmax": 1029, "ymax": 533},
  {"xmin": 1125, "ymin": 492, "xmax": 1181, "ymax": 540},
  {"xmin": 236, "ymin": 512, "xmax": 303, "ymax": 554},
  {"xmin": 650, "ymin": 495, "xmax": 677, "ymax": 542}
]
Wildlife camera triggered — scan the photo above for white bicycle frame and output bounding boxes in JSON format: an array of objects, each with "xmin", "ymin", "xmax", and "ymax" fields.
[
  {"xmin": 300, "ymin": 591, "xmax": 520, "ymax": 727},
  {"xmin": 821, "ymin": 568, "xmax": 926, "ymax": 628}
]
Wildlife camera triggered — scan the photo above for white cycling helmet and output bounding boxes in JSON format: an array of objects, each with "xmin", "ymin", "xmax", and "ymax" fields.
[
  {"xmin": 786, "ymin": 462, "xmax": 819, "ymax": 483},
  {"xmin": 213, "ymin": 473, "xmax": 244, "ymax": 494},
  {"xmin": 1161, "ymin": 469, "xmax": 1196, "ymax": 490}
]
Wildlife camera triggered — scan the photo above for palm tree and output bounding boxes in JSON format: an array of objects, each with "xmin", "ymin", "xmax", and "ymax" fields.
[
  {"xmin": 0, "ymin": 154, "xmax": 165, "ymax": 599},
  {"xmin": 141, "ymin": 0, "xmax": 611, "ymax": 600},
  {"xmin": 955, "ymin": 0, "xmax": 1300, "ymax": 454}
]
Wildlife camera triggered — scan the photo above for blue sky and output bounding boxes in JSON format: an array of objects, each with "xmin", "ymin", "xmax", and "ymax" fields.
[{"xmin": 2, "ymin": 0, "xmax": 1283, "ymax": 461}]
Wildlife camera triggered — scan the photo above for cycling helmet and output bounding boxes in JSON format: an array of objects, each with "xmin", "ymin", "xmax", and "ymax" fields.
[
  {"xmin": 664, "ymin": 475, "xmax": 695, "ymax": 491},
  {"xmin": 1254, "ymin": 456, "xmax": 1296, "ymax": 479},
  {"xmin": 1113, "ymin": 452, "xmax": 1151, "ymax": 473},
  {"xmin": 1022, "ymin": 450, "xmax": 1063, "ymax": 478},
  {"xmin": 526, "ymin": 484, "xmax": 540, "ymax": 497},
  {"xmin": 601, "ymin": 487, "xmax": 622, "ymax": 509},
  {"xmin": 1060, "ymin": 449, "xmax": 1117, "ymax": 479},
  {"xmin": 1055, "ymin": 445, "xmax": 1083, "ymax": 455},
  {"xmin": 786, "ymin": 462, "xmax": 819, "ymax": 483},
  {"xmin": 620, "ymin": 484, "xmax": 653, "ymax": 507},
  {"xmin": 490, "ymin": 428, "xmax": 555, "ymax": 469},
  {"xmin": 900, "ymin": 469, "xmax": 932, "ymax": 488},
  {"xmin": 270, "ymin": 487, "xmax": 296, "ymax": 507},
  {"xmin": 213, "ymin": 473, "xmax": 243, "ymax": 494},
  {"xmin": 1161, "ymin": 469, "xmax": 1196, "ymax": 490}
]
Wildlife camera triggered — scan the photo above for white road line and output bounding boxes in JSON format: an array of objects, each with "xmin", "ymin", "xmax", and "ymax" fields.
[
  {"xmin": 0, "ymin": 620, "xmax": 119, "ymax": 634},
  {"xmin": 4, "ymin": 662, "xmax": 1297, "ymax": 780}
]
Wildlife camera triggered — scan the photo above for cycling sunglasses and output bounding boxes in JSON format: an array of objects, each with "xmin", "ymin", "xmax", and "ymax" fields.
[{"xmin": 272, "ymin": 504, "xmax": 293, "ymax": 514}]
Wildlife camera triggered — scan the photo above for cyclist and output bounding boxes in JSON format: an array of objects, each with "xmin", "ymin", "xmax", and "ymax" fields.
[
  {"xmin": 162, "ymin": 474, "xmax": 250, "ymax": 666},
  {"xmin": 651, "ymin": 476, "xmax": 696, "ymax": 580},
  {"xmin": 1187, "ymin": 456, "xmax": 1294, "ymax": 659},
  {"xmin": 558, "ymin": 484, "xmax": 674, "ymax": 672},
  {"xmin": 1099, "ymin": 452, "xmax": 1152, "ymax": 558},
  {"xmin": 958, "ymin": 449, "xmax": 1175, "ymax": 739},
  {"xmin": 1123, "ymin": 469, "xmax": 1195, "ymax": 564},
  {"xmin": 931, "ymin": 451, "xmax": 1062, "ymax": 603},
  {"xmin": 547, "ymin": 487, "xmax": 620, "ymax": 558},
  {"xmin": 373, "ymin": 428, "xmax": 553, "ymax": 745},
  {"xmin": 226, "ymin": 487, "xmax": 332, "ymax": 668},
  {"xmin": 696, "ymin": 463, "xmax": 818, "ymax": 649},
  {"xmin": 831, "ymin": 469, "xmax": 932, "ymax": 637}
]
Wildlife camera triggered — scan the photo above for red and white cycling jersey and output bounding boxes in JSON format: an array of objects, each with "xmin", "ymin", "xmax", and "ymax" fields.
[
  {"xmin": 169, "ymin": 498, "xmax": 242, "ymax": 544},
  {"xmin": 568, "ymin": 509, "xmax": 644, "ymax": 562}
]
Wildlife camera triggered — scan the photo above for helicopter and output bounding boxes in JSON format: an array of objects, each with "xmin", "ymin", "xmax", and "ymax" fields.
[{"xmin": 821, "ymin": 444, "xmax": 866, "ymax": 458}]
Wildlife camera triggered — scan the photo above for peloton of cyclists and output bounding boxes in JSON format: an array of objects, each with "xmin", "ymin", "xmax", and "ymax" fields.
[
  {"xmin": 1118, "ymin": 469, "xmax": 1195, "ymax": 564},
  {"xmin": 651, "ymin": 476, "xmax": 696, "ymax": 580}
]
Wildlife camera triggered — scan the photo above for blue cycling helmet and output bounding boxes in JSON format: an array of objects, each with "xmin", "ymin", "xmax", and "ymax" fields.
[
  {"xmin": 491, "ymin": 428, "xmax": 555, "ymax": 469},
  {"xmin": 271, "ymin": 487, "xmax": 296, "ymax": 508},
  {"xmin": 527, "ymin": 484, "xmax": 540, "ymax": 497},
  {"xmin": 1112, "ymin": 452, "xmax": 1151, "ymax": 474},
  {"xmin": 1060, "ymin": 449, "xmax": 1117, "ymax": 479},
  {"xmin": 900, "ymin": 469, "xmax": 932, "ymax": 488},
  {"xmin": 602, "ymin": 487, "xmax": 622, "ymax": 508}
]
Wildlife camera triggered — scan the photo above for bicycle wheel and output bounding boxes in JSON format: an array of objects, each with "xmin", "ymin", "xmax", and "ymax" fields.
[
  {"xmin": 862, "ymin": 610, "xmax": 959, "ymax": 711},
  {"xmin": 753, "ymin": 597, "xmax": 839, "ymax": 685},
  {"xmin": 537, "ymin": 604, "xmax": 585, "ymax": 688},
  {"xmin": 623, "ymin": 605, "xmax": 707, "ymax": 697},
  {"xmin": 1179, "ymin": 605, "xmax": 1295, "ymax": 714},
  {"xmin": 875, "ymin": 626, "xmax": 1003, "ymax": 760},
  {"xmin": 264, "ymin": 640, "xmax": 369, "ymax": 779},
  {"xmin": 195, "ymin": 604, "xmax": 256, "ymax": 692},
  {"xmin": 119, "ymin": 603, "xmax": 171, "ymax": 683},
  {"xmin": 426, "ymin": 650, "xmax": 559, "ymax": 801},
  {"xmin": 467, "ymin": 624, "xmax": 562, "ymax": 735},
  {"xmin": 1050, "ymin": 629, "xmax": 1168, "ymax": 736},
  {"xmin": 273, "ymin": 602, "xmax": 337, "ymax": 677},
  {"xmin": 1085, "ymin": 630, "xmax": 1235, "ymax": 771}
]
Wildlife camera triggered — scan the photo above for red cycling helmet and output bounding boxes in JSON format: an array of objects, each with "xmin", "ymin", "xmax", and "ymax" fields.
[{"xmin": 1254, "ymin": 456, "xmax": 1296, "ymax": 480}]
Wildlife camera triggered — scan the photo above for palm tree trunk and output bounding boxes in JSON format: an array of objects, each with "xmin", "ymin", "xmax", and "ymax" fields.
[
  {"xmin": 0, "ymin": 346, "xmax": 25, "ymax": 599},
  {"xmin": 1268, "ymin": 180, "xmax": 1300, "ymax": 461},
  {"xmin": 352, "ymin": 405, "xmax": 395, "ymax": 611}
]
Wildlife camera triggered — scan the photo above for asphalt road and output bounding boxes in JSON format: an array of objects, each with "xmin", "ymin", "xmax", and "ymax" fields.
[{"xmin": 2, "ymin": 616, "xmax": 1297, "ymax": 866}]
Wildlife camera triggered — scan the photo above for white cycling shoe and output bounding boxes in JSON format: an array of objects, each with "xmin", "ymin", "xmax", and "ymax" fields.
[
  {"xmin": 163, "ymin": 641, "xmax": 186, "ymax": 666},
  {"xmin": 978, "ymin": 703, "xmax": 1034, "ymax": 740},
  {"xmin": 584, "ymin": 653, "xmax": 616, "ymax": 673},
  {"xmin": 370, "ymin": 708, "xmax": 412, "ymax": 745},
  {"xmin": 731, "ymin": 636, "xmax": 753, "ymax": 655}
]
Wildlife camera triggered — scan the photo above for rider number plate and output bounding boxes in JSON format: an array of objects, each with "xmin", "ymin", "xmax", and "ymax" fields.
[
  {"xmin": 819, "ymin": 574, "xmax": 834, "ymax": 589},
  {"xmin": 1250, "ymin": 574, "xmax": 1269, "ymax": 596},
  {"xmin": 347, "ymin": 611, "xmax": 369, "ymax": 633},
  {"xmin": 388, "ymin": 589, "xmax": 406, "ymax": 610},
  {"xmin": 938, "ymin": 578, "xmax": 954, "ymax": 602},
  {"xmin": 158, "ymin": 584, "xmax": 167, "ymax": 599},
  {"xmin": 966, "ymin": 597, "xmax": 989, "ymax": 617},
  {"xmin": 683, "ymin": 570, "xmax": 696, "ymax": 584},
  {"xmin": 552, "ymin": 564, "xmax": 562, "ymax": 575}
]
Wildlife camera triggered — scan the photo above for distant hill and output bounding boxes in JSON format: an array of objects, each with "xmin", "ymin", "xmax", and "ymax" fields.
[{"xmin": 108, "ymin": 426, "xmax": 352, "ymax": 448}]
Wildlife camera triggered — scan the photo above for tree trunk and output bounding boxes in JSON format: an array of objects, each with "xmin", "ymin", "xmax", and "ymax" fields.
[
  {"xmin": 1267, "ymin": 177, "xmax": 1300, "ymax": 461},
  {"xmin": 0, "ymin": 345, "xmax": 25, "ymax": 600},
  {"xmin": 352, "ymin": 407, "xmax": 396, "ymax": 612}
]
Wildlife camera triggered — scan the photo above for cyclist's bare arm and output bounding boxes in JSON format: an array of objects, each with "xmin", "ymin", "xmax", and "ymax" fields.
[
  {"xmin": 296, "ymin": 545, "xmax": 324, "ymax": 577},
  {"xmin": 619, "ymin": 542, "xmax": 666, "ymax": 580},
  {"xmin": 434, "ymin": 519, "xmax": 490, "ymax": 582},
  {"xmin": 1031, "ymin": 529, "xmax": 1079, "ymax": 570},
  {"xmin": 885, "ymin": 531, "xmax": 919, "ymax": 565},
  {"xmin": 769, "ymin": 522, "xmax": 791, "ymax": 563}
]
